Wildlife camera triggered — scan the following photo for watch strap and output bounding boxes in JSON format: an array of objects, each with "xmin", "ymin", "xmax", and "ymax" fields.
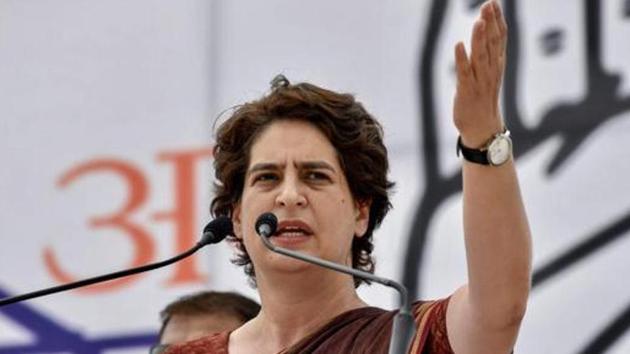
[{"xmin": 457, "ymin": 136, "xmax": 490, "ymax": 165}]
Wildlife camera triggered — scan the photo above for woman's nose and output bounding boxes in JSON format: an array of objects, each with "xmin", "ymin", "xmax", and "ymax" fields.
[{"xmin": 275, "ymin": 178, "xmax": 307, "ymax": 208}]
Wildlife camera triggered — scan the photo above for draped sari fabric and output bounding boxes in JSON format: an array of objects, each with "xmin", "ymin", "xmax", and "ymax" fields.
[{"xmin": 165, "ymin": 298, "xmax": 453, "ymax": 354}]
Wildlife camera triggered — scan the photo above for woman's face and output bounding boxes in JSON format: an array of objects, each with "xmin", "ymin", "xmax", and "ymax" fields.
[{"xmin": 232, "ymin": 119, "xmax": 370, "ymax": 278}]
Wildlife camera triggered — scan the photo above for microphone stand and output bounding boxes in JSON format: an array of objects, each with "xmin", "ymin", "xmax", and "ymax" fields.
[
  {"xmin": 257, "ymin": 225, "xmax": 416, "ymax": 354},
  {"xmin": 0, "ymin": 219, "xmax": 230, "ymax": 307}
]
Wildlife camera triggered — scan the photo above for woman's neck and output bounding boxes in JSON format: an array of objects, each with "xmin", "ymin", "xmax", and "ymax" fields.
[{"xmin": 231, "ymin": 268, "xmax": 366, "ymax": 353}]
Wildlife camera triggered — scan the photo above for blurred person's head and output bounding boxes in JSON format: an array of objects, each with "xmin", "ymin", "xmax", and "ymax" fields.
[{"xmin": 158, "ymin": 291, "xmax": 260, "ymax": 345}]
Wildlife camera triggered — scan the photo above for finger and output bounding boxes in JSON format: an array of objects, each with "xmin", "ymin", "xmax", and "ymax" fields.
[
  {"xmin": 492, "ymin": 1, "xmax": 508, "ymax": 78},
  {"xmin": 482, "ymin": 2, "xmax": 500, "ymax": 39},
  {"xmin": 493, "ymin": 1, "xmax": 508, "ymax": 51},
  {"xmin": 470, "ymin": 20, "xmax": 489, "ymax": 77},
  {"xmin": 455, "ymin": 41, "xmax": 473, "ymax": 86},
  {"xmin": 482, "ymin": 1, "xmax": 501, "ymax": 65}
]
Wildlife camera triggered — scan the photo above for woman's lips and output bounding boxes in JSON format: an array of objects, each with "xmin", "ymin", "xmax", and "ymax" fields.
[
  {"xmin": 270, "ymin": 220, "xmax": 313, "ymax": 246},
  {"xmin": 273, "ymin": 220, "xmax": 313, "ymax": 236},
  {"xmin": 270, "ymin": 232, "xmax": 310, "ymax": 246}
]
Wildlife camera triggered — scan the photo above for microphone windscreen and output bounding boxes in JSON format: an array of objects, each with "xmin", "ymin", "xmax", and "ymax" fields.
[
  {"xmin": 202, "ymin": 216, "xmax": 233, "ymax": 244},
  {"xmin": 255, "ymin": 212, "xmax": 278, "ymax": 236}
]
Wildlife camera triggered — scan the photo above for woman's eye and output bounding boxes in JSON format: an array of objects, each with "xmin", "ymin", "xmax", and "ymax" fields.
[
  {"xmin": 253, "ymin": 173, "xmax": 278, "ymax": 183},
  {"xmin": 305, "ymin": 171, "xmax": 330, "ymax": 181}
]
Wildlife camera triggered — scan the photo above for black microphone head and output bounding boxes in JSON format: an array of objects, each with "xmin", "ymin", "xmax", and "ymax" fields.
[
  {"xmin": 201, "ymin": 216, "xmax": 233, "ymax": 245},
  {"xmin": 255, "ymin": 212, "xmax": 278, "ymax": 237}
]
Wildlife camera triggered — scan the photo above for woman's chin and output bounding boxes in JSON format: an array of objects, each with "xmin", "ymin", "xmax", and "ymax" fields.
[{"xmin": 260, "ymin": 252, "xmax": 319, "ymax": 276}]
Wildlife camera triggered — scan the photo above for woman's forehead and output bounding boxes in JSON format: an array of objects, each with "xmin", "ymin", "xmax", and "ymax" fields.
[{"xmin": 248, "ymin": 120, "xmax": 339, "ymax": 165}]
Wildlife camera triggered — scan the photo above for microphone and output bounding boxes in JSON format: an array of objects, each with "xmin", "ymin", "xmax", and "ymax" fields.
[
  {"xmin": 200, "ymin": 216, "xmax": 234, "ymax": 245},
  {"xmin": 255, "ymin": 213, "xmax": 416, "ymax": 354},
  {"xmin": 0, "ymin": 217, "xmax": 233, "ymax": 307}
]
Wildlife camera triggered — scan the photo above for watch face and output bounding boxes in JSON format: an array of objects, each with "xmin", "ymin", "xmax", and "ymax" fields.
[{"xmin": 488, "ymin": 135, "xmax": 512, "ymax": 165}]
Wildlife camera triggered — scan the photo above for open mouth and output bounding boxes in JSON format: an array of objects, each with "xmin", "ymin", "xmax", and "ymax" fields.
[
  {"xmin": 272, "ymin": 220, "xmax": 313, "ymax": 238},
  {"xmin": 274, "ymin": 226, "xmax": 312, "ymax": 238}
]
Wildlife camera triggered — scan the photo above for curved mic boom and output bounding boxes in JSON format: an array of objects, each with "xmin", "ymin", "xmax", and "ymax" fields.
[
  {"xmin": 0, "ymin": 216, "xmax": 233, "ymax": 307},
  {"xmin": 255, "ymin": 212, "xmax": 416, "ymax": 354}
]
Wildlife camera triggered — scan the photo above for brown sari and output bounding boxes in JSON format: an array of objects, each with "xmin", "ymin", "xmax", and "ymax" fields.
[{"xmin": 165, "ymin": 298, "xmax": 453, "ymax": 354}]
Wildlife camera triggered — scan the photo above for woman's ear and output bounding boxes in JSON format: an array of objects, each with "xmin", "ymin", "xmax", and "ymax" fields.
[
  {"xmin": 232, "ymin": 203, "xmax": 243, "ymax": 240},
  {"xmin": 354, "ymin": 199, "xmax": 371, "ymax": 238}
]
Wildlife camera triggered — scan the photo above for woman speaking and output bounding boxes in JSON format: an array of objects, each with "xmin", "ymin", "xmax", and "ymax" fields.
[{"xmin": 167, "ymin": 1, "xmax": 531, "ymax": 353}]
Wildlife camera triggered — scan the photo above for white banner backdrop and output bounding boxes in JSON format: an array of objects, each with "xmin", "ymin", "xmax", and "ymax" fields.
[{"xmin": 1, "ymin": 1, "xmax": 629, "ymax": 353}]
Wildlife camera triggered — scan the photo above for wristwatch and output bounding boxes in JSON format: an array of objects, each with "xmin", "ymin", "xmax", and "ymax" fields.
[{"xmin": 457, "ymin": 129, "xmax": 512, "ymax": 166}]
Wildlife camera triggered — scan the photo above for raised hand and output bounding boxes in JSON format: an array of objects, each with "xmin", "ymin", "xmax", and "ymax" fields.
[{"xmin": 453, "ymin": 0, "xmax": 507, "ymax": 148}]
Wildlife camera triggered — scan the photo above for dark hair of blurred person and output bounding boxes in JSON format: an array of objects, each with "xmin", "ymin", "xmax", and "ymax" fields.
[{"xmin": 157, "ymin": 291, "xmax": 259, "ymax": 345}]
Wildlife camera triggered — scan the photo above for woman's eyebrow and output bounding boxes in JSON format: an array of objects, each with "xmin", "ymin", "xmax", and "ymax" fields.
[
  {"xmin": 247, "ymin": 161, "xmax": 336, "ymax": 175},
  {"xmin": 297, "ymin": 161, "xmax": 336, "ymax": 172},
  {"xmin": 247, "ymin": 163, "xmax": 280, "ymax": 175}
]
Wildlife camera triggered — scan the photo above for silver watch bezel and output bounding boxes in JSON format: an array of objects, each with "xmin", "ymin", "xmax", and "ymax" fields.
[{"xmin": 486, "ymin": 130, "xmax": 512, "ymax": 166}]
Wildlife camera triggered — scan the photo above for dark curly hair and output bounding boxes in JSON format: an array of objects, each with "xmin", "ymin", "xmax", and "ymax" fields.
[{"xmin": 210, "ymin": 75, "xmax": 394, "ymax": 287}]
